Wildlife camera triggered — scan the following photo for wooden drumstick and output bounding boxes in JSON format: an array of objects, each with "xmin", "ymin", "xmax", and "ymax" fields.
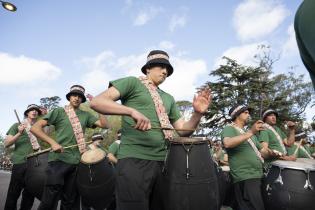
[
  {"xmin": 14, "ymin": 109, "xmax": 21, "ymax": 124},
  {"xmin": 293, "ymin": 138, "xmax": 304, "ymax": 156},
  {"xmin": 150, "ymin": 126, "xmax": 196, "ymax": 132},
  {"xmin": 27, "ymin": 141, "xmax": 93, "ymax": 157}
]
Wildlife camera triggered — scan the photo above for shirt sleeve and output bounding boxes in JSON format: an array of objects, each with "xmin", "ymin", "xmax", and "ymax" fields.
[
  {"xmin": 43, "ymin": 108, "xmax": 61, "ymax": 126},
  {"xmin": 86, "ymin": 112, "xmax": 98, "ymax": 128},
  {"xmin": 168, "ymin": 97, "xmax": 182, "ymax": 124},
  {"xmin": 110, "ymin": 76, "xmax": 137, "ymax": 101},
  {"xmin": 257, "ymin": 130, "xmax": 270, "ymax": 143},
  {"xmin": 6, "ymin": 123, "xmax": 18, "ymax": 136},
  {"xmin": 221, "ymin": 126, "xmax": 238, "ymax": 140}
]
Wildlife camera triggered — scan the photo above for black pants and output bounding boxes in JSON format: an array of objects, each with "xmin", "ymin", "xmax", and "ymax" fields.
[
  {"xmin": 234, "ymin": 178, "xmax": 265, "ymax": 210},
  {"xmin": 4, "ymin": 163, "xmax": 35, "ymax": 210},
  {"xmin": 38, "ymin": 161, "xmax": 79, "ymax": 210},
  {"xmin": 115, "ymin": 158, "xmax": 164, "ymax": 210}
]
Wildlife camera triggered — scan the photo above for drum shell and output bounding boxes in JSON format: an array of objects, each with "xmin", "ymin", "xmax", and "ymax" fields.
[
  {"xmin": 162, "ymin": 140, "xmax": 220, "ymax": 210},
  {"xmin": 25, "ymin": 152, "xmax": 48, "ymax": 200},
  {"xmin": 76, "ymin": 157, "xmax": 115, "ymax": 210},
  {"xmin": 263, "ymin": 164, "xmax": 315, "ymax": 210}
]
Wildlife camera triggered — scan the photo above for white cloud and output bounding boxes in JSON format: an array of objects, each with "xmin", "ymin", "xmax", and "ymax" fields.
[
  {"xmin": 169, "ymin": 14, "xmax": 187, "ymax": 32},
  {"xmin": 159, "ymin": 41, "xmax": 175, "ymax": 51},
  {"xmin": 80, "ymin": 48, "xmax": 207, "ymax": 100},
  {"xmin": 133, "ymin": 7, "xmax": 163, "ymax": 26},
  {"xmin": 214, "ymin": 42, "xmax": 266, "ymax": 68},
  {"xmin": 282, "ymin": 24, "xmax": 299, "ymax": 57},
  {"xmin": 0, "ymin": 53, "xmax": 61, "ymax": 85},
  {"xmin": 233, "ymin": 0, "xmax": 289, "ymax": 41}
]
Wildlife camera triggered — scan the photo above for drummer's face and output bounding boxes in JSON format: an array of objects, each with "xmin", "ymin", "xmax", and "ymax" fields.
[
  {"xmin": 239, "ymin": 110, "xmax": 250, "ymax": 123},
  {"xmin": 146, "ymin": 66, "xmax": 168, "ymax": 86},
  {"xmin": 69, "ymin": 94, "xmax": 82, "ymax": 108},
  {"xmin": 265, "ymin": 114, "xmax": 277, "ymax": 125},
  {"xmin": 27, "ymin": 109, "xmax": 39, "ymax": 119}
]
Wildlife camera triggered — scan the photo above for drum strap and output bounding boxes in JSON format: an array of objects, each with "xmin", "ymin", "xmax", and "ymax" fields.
[
  {"xmin": 230, "ymin": 124, "xmax": 264, "ymax": 163},
  {"xmin": 64, "ymin": 105, "xmax": 86, "ymax": 154},
  {"xmin": 139, "ymin": 76, "xmax": 174, "ymax": 140},
  {"xmin": 23, "ymin": 119, "xmax": 41, "ymax": 151},
  {"xmin": 294, "ymin": 142, "xmax": 314, "ymax": 159},
  {"xmin": 263, "ymin": 124, "xmax": 287, "ymax": 155}
]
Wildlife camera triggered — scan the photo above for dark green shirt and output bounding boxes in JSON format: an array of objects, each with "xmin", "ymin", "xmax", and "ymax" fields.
[
  {"xmin": 6, "ymin": 123, "xmax": 34, "ymax": 164},
  {"xmin": 43, "ymin": 107, "xmax": 98, "ymax": 164},
  {"xmin": 258, "ymin": 125, "xmax": 287, "ymax": 154},
  {"xmin": 110, "ymin": 76, "xmax": 181, "ymax": 161},
  {"xmin": 108, "ymin": 140, "xmax": 120, "ymax": 156},
  {"xmin": 221, "ymin": 125, "xmax": 263, "ymax": 183}
]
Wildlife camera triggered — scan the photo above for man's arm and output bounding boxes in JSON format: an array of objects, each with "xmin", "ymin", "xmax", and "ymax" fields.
[
  {"xmin": 94, "ymin": 114, "xmax": 110, "ymax": 129},
  {"xmin": 4, "ymin": 124, "xmax": 26, "ymax": 148},
  {"xmin": 90, "ymin": 86, "xmax": 151, "ymax": 130},
  {"xmin": 30, "ymin": 119, "xmax": 63, "ymax": 152},
  {"xmin": 283, "ymin": 121, "xmax": 295, "ymax": 146}
]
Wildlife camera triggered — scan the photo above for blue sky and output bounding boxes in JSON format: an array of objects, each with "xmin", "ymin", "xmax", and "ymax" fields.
[{"xmin": 0, "ymin": 0, "xmax": 313, "ymax": 135}]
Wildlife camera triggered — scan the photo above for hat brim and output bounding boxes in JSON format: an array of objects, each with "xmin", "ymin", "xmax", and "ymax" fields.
[
  {"xmin": 231, "ymin": 107, "xmax": 252, "ymax": 120},
  {"xmin": 141, "ymin": 59, "xmax": 174, "ymax": 77},
  {"xmin": 24, "ymin": 107, "xmax": 42, "ymax": 116},
  {"xmin": 263, "ymin": 110, "xmax": 278, "ymax": 121},
  {"xmin": 66, "ymin": 91, "xmax": 86, "ymax": 103}
]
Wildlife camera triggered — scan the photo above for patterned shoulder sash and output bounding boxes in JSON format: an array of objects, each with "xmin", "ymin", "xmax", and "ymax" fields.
[
  {"xmin": 64, "ymin": 105, "xmax": 86, "ymax": 154},
  {"xmin": 229, "ymin": 123, "xmax": 264, "ymax": 163},
  {"xmin": 294, "ymin": 142, "xmax": 314, "ymax": 159},
  {"xmin": 139, "ymin": 76, "xmax": 174, "ymax": 140},
  {"xmin": 23, "ymin": 119, "xmax": 41, "ymax": 151},
  {"xmin": 263, "ymin": 123, "xmax": 287, "ymax": 155}
]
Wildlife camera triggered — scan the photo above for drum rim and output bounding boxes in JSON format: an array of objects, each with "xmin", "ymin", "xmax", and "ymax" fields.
[
  {"xmin": 80, "ymin": 148, "xmax": 106, "ymax": 165},
  {"xmin": 272, "ymin": 160, "xmax": 315, "ymax": 171},
  {"xmin": 170, "ymin": 137, "xmax": 209, "ymax": 144}
]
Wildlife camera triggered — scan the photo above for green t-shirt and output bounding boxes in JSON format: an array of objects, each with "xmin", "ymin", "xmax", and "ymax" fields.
[
  {"xmin": 108, "ymin": 140, "xmax": 121, "ymax": 156},
  {"xmin": 43, "ymin": 107, "xmax": 98, "ymax": 164},
  {"xmin": 258, "ymin": 125, "xmax": 287, "ymax": 154},
  {"xmin": 221, "ymin": 125, "xmax": 263, "ymax": 183},
  {"xmin": 6, "ymin": 123, "xmax": 34, "ymax": 164},
  {"xmin": 287, "ymin": 144, "xmax": 312, "ymax": 158},
  {"xmin": 110, "ymin": 76, "xmax": 182, "ymax": 161}
]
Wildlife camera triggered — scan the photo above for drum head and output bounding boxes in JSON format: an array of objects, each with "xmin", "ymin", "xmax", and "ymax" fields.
[
  {"xmin": 81, "ymin": 148, "xmax": 106, "ymax": 164},
  {"xmin": 272, "ymin": 159, "xmax": 315, "ymax": 171},
  {"xmin": 170, "ymin": 137, "xmax": 208, "ymax": 144}
]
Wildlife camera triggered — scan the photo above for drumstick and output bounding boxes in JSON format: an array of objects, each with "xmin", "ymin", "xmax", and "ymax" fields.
[
  {"xmin": 27, "ymin": 141, "xmax": 93, "ymax": 157},
  {"xmin": 293, "ymin": 138, "xmax": 304, "ymax": 156},
  {"xmin": 14, "ymin": 109, "xmax": 21, "ymax": 124},
  {"xmin": 150, "ymin": 126, "xmax": 196, "ymax": 132}
]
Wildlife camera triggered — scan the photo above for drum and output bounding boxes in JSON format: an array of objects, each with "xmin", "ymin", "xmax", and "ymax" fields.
[
  {"xmin": 263, "ymin": 158, "xmax": 315, "ymax": 210},
  {"xmin": 25, "ymin": 151, "xmax": 49, "ymax": 200},
  {"xmin": 76, "ymin": 148, "xmax": 115, "ymax": 210},
  {"xmin": 162, "ymin": 137, "xmax": 220, "ymax": 210}
]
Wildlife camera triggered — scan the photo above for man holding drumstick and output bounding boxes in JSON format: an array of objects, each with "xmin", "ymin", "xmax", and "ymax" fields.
[
  {"xmin": 258, "ymin": 109, "xmax": 296, "ymax": 161},
  {"xmin": 90, "ymin": 50, "xmax": 213, "ymax": 210},
  {"xmin": 4, "ymin": 104, "xmax": 42, "ymax": 210},
  {"xmin": 31, "ymin": 85, "xmax": 108, "ymax": 210}
]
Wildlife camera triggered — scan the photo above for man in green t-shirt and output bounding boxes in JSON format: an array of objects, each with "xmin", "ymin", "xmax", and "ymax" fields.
[
  {"xmin": 4, "ymin": 104, "xmax": 42, "ymax": 210},
  {"xmin": 287, "ymin": 130, "xmax": 314, "ymax": 159},
  {"xmin": 258, "ymin": 109, "xmax": 296, "ymax": 161},
  {"xmin": 90, "ymin": 50, "xmax": 212, "ymax": 210},
  {"xmin": 221, "ymin": 104, "xmax": 268, "ymax": 210},
  {"xmin": 31, "ymin": 85, "xmax": 108, "ymax": 210},
  {"xmin": 107, "ymin": 129, "xmax": 121, "ymax": 164}
]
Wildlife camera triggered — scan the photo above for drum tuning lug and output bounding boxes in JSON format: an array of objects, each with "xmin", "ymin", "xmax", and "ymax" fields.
[
  {"xmin": 266, "ymin": 184, "xmax": 272, "ymax": 192},
  {"xmin": 274, "ymin": 174, "xmax": 283, "ymax": 185},
  {"xmin": 304, "ymin": 172, "xmax": 314, "ymax": 190}
]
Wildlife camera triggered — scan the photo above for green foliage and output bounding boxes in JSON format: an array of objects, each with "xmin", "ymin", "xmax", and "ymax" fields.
[
  {"xmin": 40, "ymin": 96, "xmax": 61, "ymax": 111},
  {"xmin": 200, "ymin": 53, "xmax": 314, "ymax": 139}
]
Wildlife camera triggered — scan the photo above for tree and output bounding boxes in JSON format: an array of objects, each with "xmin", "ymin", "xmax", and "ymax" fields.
[
  {"xmin": 200, "ymin": 55, "xmax": 314, "ymax": 139},
  {"xmin": 40, "ymin": 96, "xmax": 61, "ymax": 111}
]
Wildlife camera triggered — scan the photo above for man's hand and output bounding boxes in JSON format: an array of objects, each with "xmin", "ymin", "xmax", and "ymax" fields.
[
  {"xmin": 250, "ymin": 120, "xmax": 265, "ymax": 135},
  {"xmin": 51, "ymin": 142, "xmax": 64, "ymax": 153},
  {"xmin": 286, "ymin": 121, "xmax": 296, "ymax": 130},
  {"xmin": 18, "ymin": 124, "xmax": 26, "ymax": 134},
  {"xmin": 192, "ymin": 88, "xmax": 212, "ymax": 114},
  {"xmin": 130, "ymin": 109, "xmax": 151, "ymax": 131},
  {"xmin": 280, "ymin": 155, "xmax": 297, "ymax": 161}
]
